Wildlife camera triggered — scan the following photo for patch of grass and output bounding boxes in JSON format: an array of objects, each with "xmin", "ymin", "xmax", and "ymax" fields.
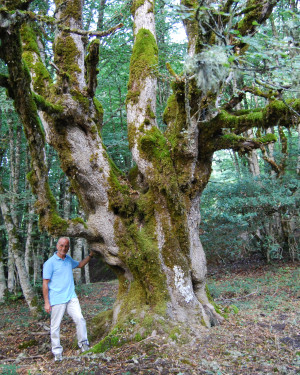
[
  {"xmin": 0, "ymin": 365, "xmax": 19, "ymax": 375},
  {"xmin": 207, "ymin": 263, "xmax": 299, "ymax": 314}
]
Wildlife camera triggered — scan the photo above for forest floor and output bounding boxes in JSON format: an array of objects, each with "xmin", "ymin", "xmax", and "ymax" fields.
[{"xmin": 0, "ymin": 260, "xmax": 299, "ymax": 375}]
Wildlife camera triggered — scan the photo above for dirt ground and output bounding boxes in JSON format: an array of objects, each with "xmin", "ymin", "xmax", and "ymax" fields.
[{"xmin": 0, "ymin": 261, "xmax": 299, "ymax": 374}]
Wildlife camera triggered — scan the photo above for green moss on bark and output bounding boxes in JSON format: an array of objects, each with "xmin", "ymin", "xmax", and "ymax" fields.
[
  {"xmin": 20, "ymin": 24, "xmax": 40, "ymax": 54},
  {"xmin": 116, "ymin": 219, "xmax": 169, "ymax": 311},
  {"xmin": 21, "ymin": 26, "xmax": 51, "ymax": 96},
  {"xmin": 71, "ymin": 90, "xmax": 89, "ymax": 111},
  {"xmin": 55, "ymin": 0, "xmax": 82, "ymax": 21},
  {"xmin": 32, "ymin": 93, "xmax": 63, "ymax": 114},
  {"xmin": 258, "ymin": 133, "xmax": 277, "ymax": 143},
  {"xmin": 126, "ymin": 28, "xmax": 158, "ymax": 103},
  {"xmin": 130, "ymin": 0, "xmax": 147, "ymax": 15},
  {"xmin": 93, "ymin": 97, "xmax": 104, "ymax": 128},
  {"xmin": 54, "ymin": 35, "xmax": 81, "ymax": 84},
  {"xmin": 108, "ymin": 168, "xmax": 136, "ymax": 217}
]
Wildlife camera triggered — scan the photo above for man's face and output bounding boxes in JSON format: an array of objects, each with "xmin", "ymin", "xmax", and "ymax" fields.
[{"xmin": 56, "ymin": 238, "xmax": 70, "ymax": 259}]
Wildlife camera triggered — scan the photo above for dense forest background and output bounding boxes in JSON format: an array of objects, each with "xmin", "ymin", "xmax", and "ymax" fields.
[{"xmin": 0, "ymin": 0, "xmax": 299, "ymax": 304}]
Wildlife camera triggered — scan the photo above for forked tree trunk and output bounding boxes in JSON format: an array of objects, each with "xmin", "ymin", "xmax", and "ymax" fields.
[
  {"xmin": 119, "ymin": 0, "xmax": 220, "ymax": 329},
  {"xmin": 6, "ymin": 0, "xmax": 219, "ymax": 329},
  {"xmin": 1, "ymin": 0, "xmax": 297, "ymax": 335}
]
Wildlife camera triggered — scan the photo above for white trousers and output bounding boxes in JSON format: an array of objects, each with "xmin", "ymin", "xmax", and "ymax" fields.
[{"xmin": 50, "ymin": 297, "xmax": 89, "ymax": 355}]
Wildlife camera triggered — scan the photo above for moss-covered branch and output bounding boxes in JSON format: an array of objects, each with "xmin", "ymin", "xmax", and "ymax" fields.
[
  {"xmin": 222, "ymin": 86, "xmax": 280, "ymax": 111},
  {"xmin": 127, "ymin": 27, "xmax": 158, "ymax": 105},
  {"xmin": 259, "ymin": 126, "xmax": 288, "ymax": 177},
  {"xmin": 85, "ymin": 39, "xmax": 100, "ymax": 97},
  {"xmin": 235, "ymin": 0, "xmax": 278, "ymax": 37},
  {"xmin": 206, "ymin": 99, "xmax": 300, "ymax": 139},
  {"xmin": 222, "ymin": 92, "xmax": 245, "ymax": 111},
  {"xmin": 214, "ymin": 132, "xmax": 277, "ymax": 154},
  {"xmin": 244, "ymin": 86, "xmax": 280, "ymax": 100},
  {"xmin": 32, "ymin": 93, "xmax": 63, "ymax": 115},
  {"xmin": 166, "ymin": 62, "xmax": 180, "ymax": 82}
]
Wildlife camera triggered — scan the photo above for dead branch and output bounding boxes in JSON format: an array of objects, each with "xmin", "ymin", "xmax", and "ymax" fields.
[
  {"xmin": 216, "ymin": 288, "xmax": 259, "ymax": 302},
  {"xmin": 59, "ymin": 23, "xmax": 123, "ymax": 38}
]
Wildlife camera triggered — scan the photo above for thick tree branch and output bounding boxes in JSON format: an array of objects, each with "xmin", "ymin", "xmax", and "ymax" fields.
[
  {"xmin": 214, "ymin": 132, "xmax": 277, "ymax": 154},
  {"xmin": 85, "ymin": 39, "xmax": 100, "ymax": 97},
  {"xmin": 222, "ymin": 92, "xmax": 245, "ymax": 111},
  {"xmin": 222, "ymin": 85, "xmax": 281, "ymax": 112},
  {"xmin": 260, "ymin": 144, "xmax": 282, "ymax": 175},
  {"xmin": 235, "ymin": 0, "xmax": 279, "ymax": 37},
  {"xmin": 244, "ymin": 86, "xmax": 279, "ymax": 100},
  {"xmin": 226, "ymin": 0, "xmax": 280, "ymax": 57},
  {"xmin": 32, "ymin": 93, "xmax": 63, "ymax": 115},
  {"xmin": 259, "ymin": 126, "xmax": 288, "ymax": 177},
  {"xmin": 1, "ymin": 21, "xmax": 93, "ymax": 239},
  {"xmin": 1, "ymin": 0, "xmax": 34, "ymax": 11},
  {"xmin": 0, "ymin": 8, "xmax": 122, "ymax": 44},
  {"xmin": 205, "ymin": 99, "xmax": 300, "ymax": 138}
]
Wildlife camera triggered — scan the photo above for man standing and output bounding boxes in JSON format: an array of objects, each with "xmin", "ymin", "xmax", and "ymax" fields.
[{"xmin": 43, "ymin": 237, "xmax": 94, "ymax": 361}]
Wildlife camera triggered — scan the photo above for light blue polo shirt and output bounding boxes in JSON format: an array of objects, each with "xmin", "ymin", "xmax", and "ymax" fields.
[{"xmin": 43, "ymin": 252, "xmax": 79, "ymax": 306}]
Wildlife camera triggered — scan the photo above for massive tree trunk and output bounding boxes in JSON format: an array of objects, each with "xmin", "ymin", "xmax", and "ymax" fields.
[
  {"xmin": 124, "ymin": 0, "xmax": 219, "ymax": 328},
  {"xmin": 0, "ymin": 0, "xmax": 299, "ymax": 336}
]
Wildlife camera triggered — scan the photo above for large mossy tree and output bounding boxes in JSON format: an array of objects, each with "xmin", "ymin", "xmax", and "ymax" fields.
[{"xmin": 0, "ymin": 0, "xmax": 299, "ymax": 343}]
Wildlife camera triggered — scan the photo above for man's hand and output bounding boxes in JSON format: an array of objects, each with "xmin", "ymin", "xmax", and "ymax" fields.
[
  {"xmin": 78, "ymin": 251, "xmax": 95, "ymax": 268},
  {"xmin": 43, "ymin": 279, "xmax": 51, "ymax": 313},
  {"xmin": 44, "ymin": 302, "xmax": 51, "ymax": 314}
]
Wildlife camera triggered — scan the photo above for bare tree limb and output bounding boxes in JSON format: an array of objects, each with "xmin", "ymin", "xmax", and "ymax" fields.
[{"xmin": 59, "ymin": 23, "xmax": 123, "ymax": 38}]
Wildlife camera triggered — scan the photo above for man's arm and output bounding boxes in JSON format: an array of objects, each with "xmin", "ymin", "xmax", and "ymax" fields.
[
  {"xmin": 77, "ymin": 252, "xmax": 94, "ymax": 269},
  {"xmin": 43, "ymin": 279, "xmax": 51, "ymax": 313}
]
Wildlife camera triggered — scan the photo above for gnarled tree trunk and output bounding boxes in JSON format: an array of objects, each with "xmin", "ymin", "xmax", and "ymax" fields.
[{"xmin": 1, "ymin": 0, "xmax": 299, "ymax": 335}]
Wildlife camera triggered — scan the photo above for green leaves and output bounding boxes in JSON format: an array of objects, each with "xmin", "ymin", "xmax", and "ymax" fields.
[{"xmin": 200, "ymin": 124, "xmax": 299, "ymax": 263}]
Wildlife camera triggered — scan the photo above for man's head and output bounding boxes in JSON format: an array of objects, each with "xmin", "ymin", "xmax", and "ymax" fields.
[{"xmin": 56, "ymin": 237, "xmax": 70, "ymax": 259}]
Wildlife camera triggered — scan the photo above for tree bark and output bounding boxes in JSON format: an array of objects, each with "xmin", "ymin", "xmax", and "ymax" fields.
[
  {"xmin": 33, "ymin": 241, "xmax": 42, "ymax": 286},
  {"xmin": 297, "ymin": 123, "xmax": 300, "ymax": 175},
  {"xmin": 246, "ymin": 131, "xmax": 260, "ymax": 176},
  {"xmin": 0, "ymin": 190, "xmax": 39, "ymax": 314},
  {"xmin": 7, "ymin": 248, "xmax": 15, "ymax": 293},
  {"xmin": 83, "ymin": 239, "xmax": 90, "ymax": 284},
  {"xmin": 25, "ymin": 204, "xmax": 35, "ymax": 275},
  {"xmin": 0, "ymin": 242, "xmax": 6, "ymax": 302},
  {"xmin": 73, "ymin": 237, "xmax": 83, "ymax": 284}
]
